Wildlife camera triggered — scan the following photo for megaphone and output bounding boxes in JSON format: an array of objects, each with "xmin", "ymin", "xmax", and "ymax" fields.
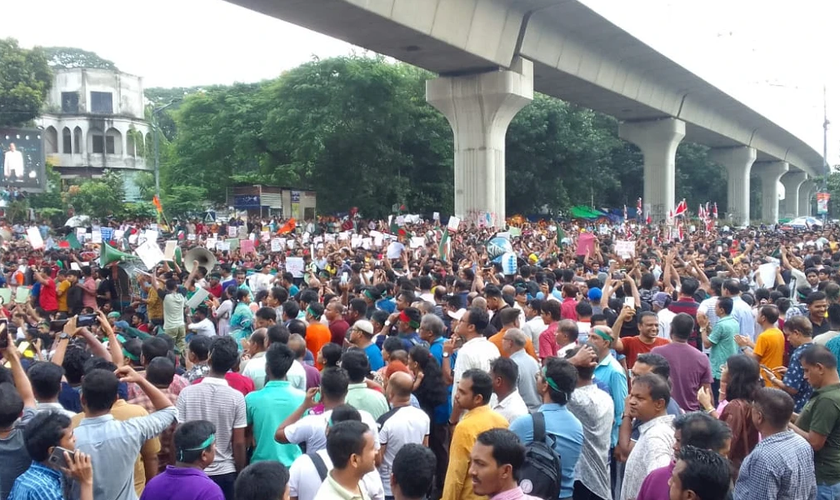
[
  {"xmin": 183, "ymin": 248, "xmax": 217, "ymax": 274},
  {"xmin": 100, "ymin": 241, "xmax": 140, "ymax": 267}
]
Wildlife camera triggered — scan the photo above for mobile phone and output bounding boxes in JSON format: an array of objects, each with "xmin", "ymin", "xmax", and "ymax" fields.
[
  {"xmin": 47, "ymin": 446, "xmax": 74, "ymax": 469},
  {"xmin": 0, "ymin": 320, "xmax": 7, "ymax": 349},
  {"xmin": 340, "ymin": 272, "xmax": 349, "ymax": 285},
  {"xmin": 624, "ymin": 297, "xmax": 635, "ymax": 309}
]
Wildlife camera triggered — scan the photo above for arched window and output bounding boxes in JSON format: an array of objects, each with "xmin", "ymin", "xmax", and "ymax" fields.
[
  {"xmin": 62, "ymin": 127, "xmax": 72, "ymax": 154},
  {"xmin": 73, "ymin": 127, "xmax": 83, "ymax": 154},
  {"xmin": 105, "ymin": 128, "xmax": 122, "ymax": 155},
  {"xmin": 44, "ymin": 126, "xmax": 58, "ymax": 154}
]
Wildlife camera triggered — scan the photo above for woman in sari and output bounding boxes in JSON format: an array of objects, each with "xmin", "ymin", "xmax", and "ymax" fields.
[
  {"xmin": 210, "ymin": 285, "xmax": 236, "ymax": 336},
  {"xmin": 228, "ymin": 288, "xmax": 254, "ymax": 348}
]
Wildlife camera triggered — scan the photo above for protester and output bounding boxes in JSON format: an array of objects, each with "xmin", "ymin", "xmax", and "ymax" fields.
[{"xmin": 469, "ymin": 429, "xmax": 541, "ymax": 500}]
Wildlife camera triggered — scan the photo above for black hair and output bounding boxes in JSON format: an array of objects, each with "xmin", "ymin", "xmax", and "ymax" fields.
[
  {"xmin": 543, "ymin": 357, "xmax": 578, "ymax": 405},
  {"xmin": 326, "ymin": 420, "xmax": 371, "ymax": 469},
  {"xmin": 674, "ymin": 411, "xmax": 732, "ymax": 453},
  {"xmin": 461, "ymin": 369, "xmax": 493, "ymax": 405},
  {"xmin": 331, "ymin": 404, "xmax": 361, "ymax": 423},
  {"xmin": 83, "ymin": 357, "xmax": 117, "ymax": 375},
  {"xmin": 270, "ymin": 286, "xmax": 289, "ymax": 305},
  {"xmin": 234, "ymin": 462, "xmax": 290, "ymax": 500},
  {"xmin": 498, "ymin": 307, "xmax": 520, "ymax": 326},
  {"xmin": 758, "ymin": 304, "xmax": 780, "ymax": 325},
  {"xmin": 23, "ymin": 410, "xmax": 72, "ymax": 462},
  {"xmin": 320, "ymin": 367, "xmax": 350, "ymax": 401},
  {"xmin": 340, "ymin": 348, "xmax": 370, "ymax": 383},
  {"xmin": 0, "ymin": 383, "xmax": 24, "ymax": 427},
  {"xmin": 147, "ymin": 357, "xmax": 176, "ymax": 387},
  {"xmin": 189, "ymin": 335, "xmax": 212, "ymax": 361},
  {"xmin": 348, "ymin": 298, "xmax": 367, "ymax": 318},
  {"xmin": 27, "ymin": 362, "xmax": 64, "ymax": 400},
  {"xmin": 175, "ymin": 420, "xmax": 216, "ymax": 464},
  {"xmin": 564, "ymin": 343, "xmax": 598, "ymax": 381},
  {"xmin": 392, "ymin": 444, "xmax": 436, "ymax": 499},
  {"xmin": 805, "ymin": 291, "xmax": 827, "ymax": 305},
  {"xmin": 287, "ymin": 319, "xmax": 307, "ymax": 338},
  {"xmin": 725, "ymin": 354, "xmax": 761, "ymax": 402},
  {"xmin": 81, "ymin": 369, "xmax": 119, "ymax": 413},
  {"xmin": 575, "ymin": 300, "xmax": 593, "ymax": 318},
  {"xmin": 680, "ymin": 277, "xmax": 699, "ymax": 296},
  {"xmin": 62, "ymin": 347, "xmax": 91, "ymax": 384},
  {"xmin": 476, "ymin": 429, "xmax": 527, "ymax": 480},
  {"xmin": 382, "ymin": 336, "xmax": 405, "ymax": 356},
  {"xmin": 801, "ymin": 344, "xmax": 838, "ymax": 370},
  {"xmin": 674, "ymin": 446, "xmax": 732, "ymax": 500},
  {"xmin": 266, "ymin": 324, "xmax": 290, "ymax": 346},
  {"xmin": 142, "ymin": 336, "xmax": 170, "ymax": 364},
  {"xmin": 632, "ymin": 373, "xmax": 671, "ymax": 406},
  {"xmin": 320, "ymin": 343, "xmax": 343, "ymax": 369},
  {"xmin": 209, "ymin": 336, "xmax": 239, "ymax": 374},
  {"xmin": 753, "ymin": 387, "xmax": 794, "ymax": 429},
  {"xmin": 541, "ymin": 300, "xmax": 562, "ymax": 321},
  {"xmin": 636, "ymin": 353, "xmax": 671, "ymax": 380},
  {"xmin": 408, "ymin": 346, "xmax": 448, "ymax": 411},
  {"xmin": 255, "ymin": 307, "xmax": 276, "ymax": 323},
  {"xmin": 265, "ymin": 343, "xmax": 296, "ymax": 380},
  {"xmin": 722, "ymin": 279, "xmax": 741, "ymax": 296},
  {"xmin": 716, "ymin": 297, "xmax": 733, "ymax": 315},
  {"xmin": 490, "ymin": 357, "xmax": 519, "ymax": 388},
  {"xmin": 465, "ymin": 306, "xmax": 490, "ymax": 332}
]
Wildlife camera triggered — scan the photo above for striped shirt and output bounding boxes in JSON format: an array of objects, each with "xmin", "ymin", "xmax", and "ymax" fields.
[
  {"xmin": 733, "ymin": 430, "xmax": 816, "ymax": 500},
  {"xmin": 176, "ymin": 377, "xmax": 247, "ymax": 477},
  {"xmin": 7, "ymin": 462, "xmax": 62, "ymax": 500}
]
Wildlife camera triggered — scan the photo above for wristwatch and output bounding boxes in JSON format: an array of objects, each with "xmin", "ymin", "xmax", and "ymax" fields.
[
  {"xmin": 58, "ymin": 332, "xmax": 70, "ymax": 340},
  {"xmin": 442, "ymin": 352, "xmax": 450, "ymax": 358}
]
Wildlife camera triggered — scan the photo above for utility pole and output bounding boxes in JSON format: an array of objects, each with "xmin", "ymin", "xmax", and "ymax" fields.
[{"xmin": 824, "ymin": 84, "xmax": 830, "ymax": 189}]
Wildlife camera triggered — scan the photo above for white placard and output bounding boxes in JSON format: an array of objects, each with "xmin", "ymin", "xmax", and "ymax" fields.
[
  {"xmin": 351, "ymin": 235, "xmax": 362, "ymax": 248},
  {"xmin": 271, "ymin": 238, "xmax": 284, "ymax": 252},
  {"xmin": 433, "ymin": 212, "xmax": 440, "ymax": 221},
  {"xmin": 758, "ymin": 263, "xmax": 779, "ymax": 288},
  {"xmin": 128, "ymin": 234, "xmax": 138, "ymax": 245},
  {"xmin": 114, "ymin": 229, "xmax": 125, "ymax": 240},
  {"xmin": 260, "ymin": 231, "xmax": 270, "ymax": 242},
  {"xmin": 615, "ymin": 240, "xmax": 635, "ymax": 259},
  {"xmin": 144, "ymin": 230, "xmax": 159, "ymax": 243},
  {"xmin": 362, "ymin": 237, "xmax": 372, "ymax": 250},
  {"xmin": 218, "ymin": 241, "xmax": 231, "ymax": 252},
  {"xmin": 135, "ymin": 240, "xmax": 166, "ymax": 269},
  {"xmin": 228, "ymin": 226, "xmax": 238, "ymax": 237},
  {"xmin": 287, "ymin": 239, "xmax": 295, "ymax": 249},
  {"xmin": 314, "ymin": 236, "xmax": 323, "ymax": 244},
  {"xmin": 410, "ymin": 237, "xmax": 425, "ymax": 248},
  {"xmin": 164, "ymin": 240, "xmax": 178, "ymax": 260},
  {"xmin": 70, "ymin": 262, "xmax": 81, "ymax": 271},
  {"xmin": 206, "ymin": 238, "xmax": 217, "ymax": 250},
  {"xmin": 26, "ymin": 227, "xmax": 43, "ymax": 250},
  {"xmin": 387, "ymin": 242, "xmax": 405, "ymax": 259},
  {"xmin": 286, "ymin": 257, "xmax": 305, "ymax": 278},
  {"xmin": 447, "ymin": 216, "xmax": 460, "ymax": 232},
  {"xmin": 91, "ymin": 229, "xmax": 102, "ymax": 244},
  {"xmin": 186, "ymin": 286, "xmax": 210, "ymax": 309},
  {"xmin": 187, "ymin": 234, "xmax": 196, "ymax": 241},
  {"xmin": 395, "ymin": 215, "xmax": 405, "ymax": 226}
]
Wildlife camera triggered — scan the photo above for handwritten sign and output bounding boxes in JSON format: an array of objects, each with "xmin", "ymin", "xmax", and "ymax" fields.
[
  {"xmin": 615, "ymin": 240, "xmax": 635, "ymax": 259},
  {"xmin": 286, "ymin": 257, "xmax": 305, "ymax": 278}
]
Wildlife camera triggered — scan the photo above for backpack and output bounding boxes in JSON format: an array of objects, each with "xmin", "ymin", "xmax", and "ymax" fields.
[
  {"xmin": 518, "ymin": 412, "xmax": 562, "ymax": 499},
  {"xmin": 309, "ymin": 452, "xmax": 329, "ymax": 481}
]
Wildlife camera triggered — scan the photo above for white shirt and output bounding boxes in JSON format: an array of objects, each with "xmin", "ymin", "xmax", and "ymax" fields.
[
  {"xmin": 284, "ymin": 408, "xmax": 380, "ymax": 454},
  {"xmin": 242, "ymin": 355, "xmax": 306, "ymax": 391},
  {"xmin": 453, "ymin": 337, "xmax": 500, "ymax": 403},
  {"xmin": 567, "ymin": 384, "xmax": 614, "ymax": 500},
  {"xmin": 289, "ymin": 448, "xmax": 384, "ymax": 500},
  {"xmin": 377, "ymin": 406, "xmax": 430, "ymax": 496},
  {"xmin": 489, "ymin": 389, "xmax": 530, "ymax": 424},
  {"xmin": 187, "ymin": 317, "xmax": 216, "ymax": 337},
  {"xmin": 656, "ymin": 308, "xmax": 676, "ymax": 340},
  {"xmin": 522, "ymin": 316, "xmax": 547, "ymax": 356},
  {"xmin": 621, "ymin": 414, "xmax": 675, "ymax": 500}
]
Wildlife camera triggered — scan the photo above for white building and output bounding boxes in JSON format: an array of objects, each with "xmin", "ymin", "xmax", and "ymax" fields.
[{"xmin": 35, "ymin": 68, "xmax": 151, "ymax": 198}]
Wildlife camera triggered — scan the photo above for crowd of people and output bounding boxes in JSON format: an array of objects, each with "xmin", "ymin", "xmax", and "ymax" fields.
[{"xmin": 0, "ymin": 213, "xmax": 839, "ymax": 500}]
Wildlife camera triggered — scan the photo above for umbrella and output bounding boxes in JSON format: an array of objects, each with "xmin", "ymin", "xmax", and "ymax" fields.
[{"xmin": 64, "ymin": 215, "xmax": 91, "ymax": 228}]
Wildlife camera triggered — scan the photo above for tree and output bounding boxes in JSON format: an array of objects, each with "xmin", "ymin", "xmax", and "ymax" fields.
[
  {"xmin": 42, "ymin": 47, "xmax": 117, "ymax": 70},
  {"xmin": 0, "ymin": 39, "xmax": 52, "ymax": 126},
  {"xmin": 65, "ymin": 170, "xmax": 125, "ymax": 218},
  {"xmin": 162, "ymin": 185, "xmax": 209, "ymax": 218}
]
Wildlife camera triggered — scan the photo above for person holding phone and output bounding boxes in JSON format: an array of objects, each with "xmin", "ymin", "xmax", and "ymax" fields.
[{"xmin": 7, "ymin": 410, "xmax": 94, "ymax": 500}]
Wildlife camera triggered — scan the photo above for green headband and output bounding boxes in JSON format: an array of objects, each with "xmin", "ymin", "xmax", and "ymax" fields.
[
  {"xmin": 176, "ymin": 434, "xmax": 215, "ymax": 462},
  {"xmin": 592, "ymin": 328, "xmax": 613, "ymax": 343},
  {"xmin": 540, "ymin": 367, "xmax": 562, "ymax": 393},
  {"xmin": 122, "ymin": 349, "xmax": 139, "ymax": 362},
  {"xmin": 307, "ymin": 307, "xmax": 318, "ymax": 318}
]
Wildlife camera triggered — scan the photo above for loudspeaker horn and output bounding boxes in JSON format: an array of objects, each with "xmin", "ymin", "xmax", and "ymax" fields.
[
  {"xmin": 183, "ymin": 247, "xmax": 217, "ymax": 274},
  {"xmin": 100, "ymin": 241, "xmax": 140, "ymax": 267}
]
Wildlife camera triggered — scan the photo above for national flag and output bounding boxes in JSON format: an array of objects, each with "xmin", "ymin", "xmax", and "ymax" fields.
[
  {"xmin": 645, "ymin": 214, "xmax": 651, "ymax": 225},
  {"xmin": 637, "ymin": 197, "xmax": 642, "ymax": 217},
  {"xmin": 673, "ymin": 199, "xmax": 687, "ymax": 218},
  {"xmin": 438, "ymin": 227, "xmax": 450, "ymax": 261},
  {"xmin": 152, "ymin": 196, "xmax": 163, "ymax": 213},
  {"xmin": 705, "ymin": 202, "xmax": 710, "ymax": 216},
  {"xmin": 623, "ymin": 205, "xmax": 628, "ymax": 221},
  {"xmin": 713, "ymin": 202, "xmax": 719, "ymax": 219},
  {"xmin": 698, "ymin": 204, "xmax": 705, "ymax": 220},
  {"xmin": 276, "ymin": 218, "xmax": 296, "ymax": 235}
]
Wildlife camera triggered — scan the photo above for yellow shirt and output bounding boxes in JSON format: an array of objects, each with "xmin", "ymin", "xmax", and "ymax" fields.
[
  {"xmin": 56, "ymin": 280, "xmax": 71, "ymax": 312},
  {"xmin": 147, "ymin": 287, "xmax": 163, "ymax": 321},
  {"xmin": 71, "ymin": 400, "xmax": 160, "ymax": 496},
  {"xmin": 442, "ymin": 405, "xmax": 509, "ymax": 500},
  {"xmin": 754, "ymin": 327, "xmax": 786, "ymax": 386}
]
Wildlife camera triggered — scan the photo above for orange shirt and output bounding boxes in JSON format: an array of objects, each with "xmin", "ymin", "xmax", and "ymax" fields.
[
  {"xmin": 753, "ymin": 327, "xmax": 785, "ymax": 386},
  {"xmin": 620, "ymin": 336, "xmax": 670, "ymax": 369},
  {"xmin": 306, "ymin": 322, "xmax": 332, "ymax": 369},
  {"xmin": 489, "ymin": 329, "xmax": 538, "ymax": 360}
]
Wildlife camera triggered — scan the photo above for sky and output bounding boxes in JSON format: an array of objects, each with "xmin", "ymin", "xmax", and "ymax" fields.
[{"xmin": 4, "ymin": 0, "xmax": 838, "ymax": 164}]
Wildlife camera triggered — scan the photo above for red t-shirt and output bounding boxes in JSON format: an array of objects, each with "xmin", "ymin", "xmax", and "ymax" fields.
[
  {"xmin": 621, "ymin": 336, "xmax": 670, "ymax": 370},
  {"xmin": 208, "ymin": 283, "xmax": 223, "ymax": 299},
  {"xmin": 39, "ymin": 279, "xmax": 58, "ymax": 311},
  {"xmin": 194, "ymin": 372, "xmax": 254, "ymax": 397}
]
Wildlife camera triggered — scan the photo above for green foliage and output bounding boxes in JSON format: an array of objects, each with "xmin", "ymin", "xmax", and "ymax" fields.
[
  {"xmin": 65, "ymin": 170, "xmax": 126, "ymax": 219},
  {"xmin": 0, "ymin": 39, "xmax": 52, "ymax": 126},
  {"xmin": 161, "ymin": 185, "xmax": 208, "ymax": 218},
  {"xmin": 5, "ymin": 199, "xmax": 29, "ymax": 224},
  {"xmin": 29, "ymin": 160, "xmax": 65, "ymax": 222},
  {"xmin": 42, "ymin": 47, "xmax": 117, "ymax": 70},
  {"xmin": 122, "ymin": 202, "xmax": 157, "ymax": 219}
]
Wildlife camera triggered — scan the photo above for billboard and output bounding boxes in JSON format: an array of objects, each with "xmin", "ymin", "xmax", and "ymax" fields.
[{"xmin": 0, "ymin": 128, "xmax": 46, "ymax": 192}]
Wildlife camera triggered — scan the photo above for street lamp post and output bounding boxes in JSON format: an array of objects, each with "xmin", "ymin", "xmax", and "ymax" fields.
[{"xmin": 152, "ymin": 99, "xmax": 181, "ymax": 199}]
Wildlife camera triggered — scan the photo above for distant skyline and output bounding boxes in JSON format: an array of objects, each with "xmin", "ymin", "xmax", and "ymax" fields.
[{"xmin": 4, "ymin": 0, "xmax": 838, "ymax": 164}]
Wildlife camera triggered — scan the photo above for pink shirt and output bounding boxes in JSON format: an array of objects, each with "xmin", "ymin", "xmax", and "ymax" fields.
[
  {"xmin": 539, "ymin": 322, "xmax": 560, "ymax": 360},
  {"xmin": 490, "ymin": 487, "xmax": 542, "ymax": 500},
  {"xmin": 81, "ymin": 278, "xmax": 97, "ymax": 309}
]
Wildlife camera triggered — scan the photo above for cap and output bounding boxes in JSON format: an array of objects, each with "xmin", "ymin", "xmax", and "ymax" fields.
[
  {"xmin": 652, "ymin": 291, "xmax": 671, "ymax": 308},
  {"xmin": 447, "ymin": 308, "xmax": 466, "ymax": 321},
  {"xmin": 588, "ymin": 288, "xmax": 602, "ymax": 301},
  {"xmin": 107, "ymin": 312, "xmax": 121, "ymax": 319},
  {"xmin": 353, "ymin": 319, "xmax": 374, "ymax": 336}
]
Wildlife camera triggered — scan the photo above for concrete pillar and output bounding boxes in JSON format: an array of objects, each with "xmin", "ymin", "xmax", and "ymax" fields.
[
  {"xmin": 619, "ymin": 118, "xmax": 685, "ymax": 223},
  {"xmin": 709, "ymin": 146, "xmax": 756, "ymax": 226},
  {"xmin": 426, "ymin": 57, "xmax": 534, "ymax": 228},
  {"xmin": 758, "ymin": 161, "xmax": 789, "ymax": 223},
  {"xmin": 799, "ymin": 179, "xmax": 816, "ymax": 216},
  {"xmin": 780, "ymin": 171, "xmax": 807, "ymax": 218}
]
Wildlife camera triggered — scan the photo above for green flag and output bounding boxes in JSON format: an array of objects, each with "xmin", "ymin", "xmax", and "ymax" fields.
[
  {"xmin": 66, "ymin": 233, "xmax": 82, "ymax": 250},
  {"xmin": 438, "ymin": 227, "xmax": 450, "ymax": 262},
  {"xmin": 556, "ymin": 227, "xmax": 566, "ymax": 247}
]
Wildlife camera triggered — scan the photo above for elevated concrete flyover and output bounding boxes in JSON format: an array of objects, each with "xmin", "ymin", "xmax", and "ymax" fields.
[{"xmin": 226, "ymin": 0, "xmax": 824, "ymax": 226}]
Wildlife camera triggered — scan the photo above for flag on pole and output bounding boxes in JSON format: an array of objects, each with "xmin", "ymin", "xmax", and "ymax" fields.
[
  {"xmin": 438, "ymin": 226, "xmax": 450, "ymax": 261},
  {"xmin": 637, "ymin": 198, "xmax": 642, "ymax": 218},
  {"xmin": 673, "ymin": 199, "xmax": 687, "ymax": 218},
  {"xmin": 698, "ymin": 204, "xmax": 705, "ymax": 220},
  {"xmin": 623, "ymin": 205, "xmax": 628, "ymax": 222},
  {"xmin": 276, "ymin": 218, "xmax": 296, "ymax": 235},
  {"xmin": 713, "ymin": 202, "xmax": 719, "ymax": 219}
]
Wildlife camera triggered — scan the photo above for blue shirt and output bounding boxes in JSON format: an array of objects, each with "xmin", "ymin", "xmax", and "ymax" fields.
[
  {"xmin": 364, "ymin": 343, "xmax": 385, "ymax": 372},
  {"xmin": 397, "ymin": 331, "xmax": 425, "ymax": 352},
  {"xmin": 594, "ymin": 355, "xmax": 628, "ymax": 447},
  {"xmin": 428, "ymin": 337, "xmax": 452, "ymax": 425},
  {"xmin": 376, "ymin": 298, "xmax": 396, "ymax": 314},
  {"xmin": 510, "ymin": 404, "xmax": 583, "ymax": 499},
  {"xmin": 784, "ymin": 343, "xmax": 814, "ymax": 412},
  {"xmin": 8, "ymin": 462, "xmax": 63, "ymax": 500}
]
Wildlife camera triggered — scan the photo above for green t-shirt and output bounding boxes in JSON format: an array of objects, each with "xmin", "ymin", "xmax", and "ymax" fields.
[
  {"xmin": 708, "ymin": 316, "xmax": 739, "ymax": 379},
  {"xmin": 245, "ymin": 380, "xmax": 305, "ymax": 466},
  {"xmin": 796, "ymin": 383, "xmax": 840, "ymax": 483}
]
